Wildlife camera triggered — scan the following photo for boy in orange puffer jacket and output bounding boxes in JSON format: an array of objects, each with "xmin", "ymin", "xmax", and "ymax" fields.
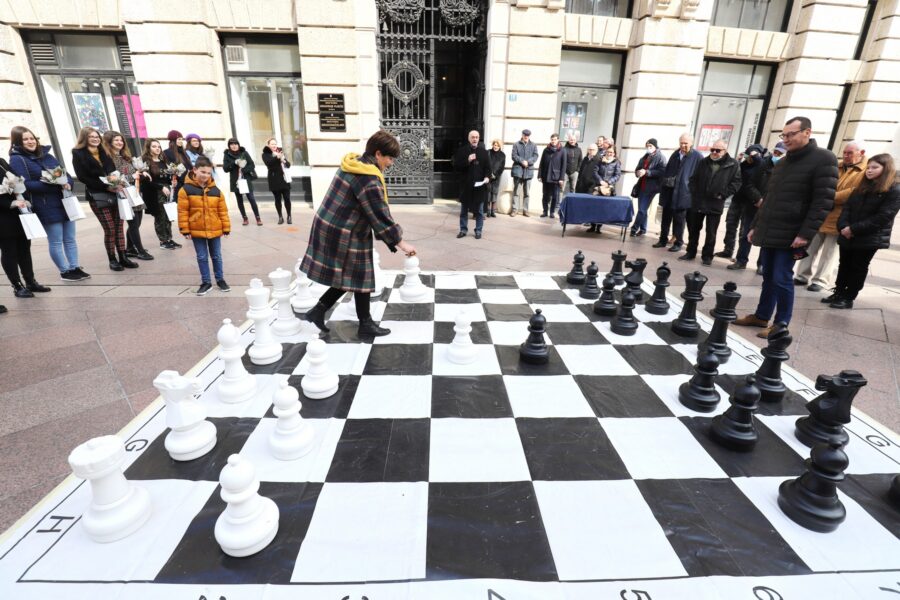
[{"xmin": 178, "ymin": 156, "xmax": 231, "ymax": 296}]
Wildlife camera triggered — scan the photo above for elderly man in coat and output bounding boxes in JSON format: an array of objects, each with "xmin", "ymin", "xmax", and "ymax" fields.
[
  {"xmin": 453, "ymin": 130, "xmax": 492, "ymax": 239},
  {"xmin": 301, "ymin": 130, "xmax": 417, "ymax": 338},
  {"xmin": 538, "ymin": 133, "xmax": 567, "ymax": 218},
  {"xmin": 653, "ymin": 133, "xmax": 701, "ymax": 251},
  {"xmin": 510, "ymin": 129, "xmax": 538, "ymax": 217}
]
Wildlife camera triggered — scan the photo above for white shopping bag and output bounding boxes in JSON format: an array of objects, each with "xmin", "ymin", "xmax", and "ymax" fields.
[
  {"xmin": 117, "ymin": 194, "xmax": 135, "ymax": 221},
  {"xmin": 19, "ymin": 212, "xmax": 47, "ymax": 240},
  {"xmin": 163, "ymin": 202, "xmax": 178, "ymax": 222},
  {"xmin": 237, "ymin": 178, "xmax": 249, "ymax": 195},
  {"xmin": 124, "ymin": 185, "xmax": 144, "ymax": 208},
  {"xmin": 283, "ymin": 169, "xmax": 292, "ymax": 184},
  {"xmin": 61, "ymin": 191, "xmax": 86, "ymax": 221}
]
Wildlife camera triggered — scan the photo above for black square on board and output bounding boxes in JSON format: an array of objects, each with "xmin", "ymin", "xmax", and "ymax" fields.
[
  {"xmin": 615, "ymin": 344, "xmax": 694, "ymax": 375},
  {"xmin": 517, "ymin": 417, "xmax": 630, "ymax": 481},
  {"xmin": 715, "ymin": 374, "xmax": 810, "ymax": 416},
  {"xmin": 483, "ymin": 303, "xmax": 535, "ymax": 321},
  {"xmin": 279, "ymin": 374, "xmax": 360, "ymax": 419},
  {"xmin": 475, "ymin": 275, "xmax": 518, "ymax": 288},
  {"xmin": 575, "ymin": 375, "xmax": 674, "ymax": 418},
  {"xmin": 431, "ymin": 375, "xmax": 512, "ymax": 418},
  {"xmin": 545, "ymin": 322, "xmax": 609, "ymax": 345},
  {"xmin": 495, "ymin": 345, "xmax": 570, "ymax": 376},
  {"xmin": 576, "ymin": 303, "xmax": 615, "ymax": 322},
  {"xmin": 644, "ymin": 321, "xmax": 710, "ymax": 345},
  {"xmin": 326, "ymin": 418, "xmax": 429, "ymax": 482},
  {"xmin": 241, "ymin": 343, "xmax": 306, "ymax": 375},
  {"xmin": 426, "ymin": 481, "xmax": 557, "ymax": 581},
  {"xmin": 551, "ymin": 274, "xmax": 583, "ymax": 290},
  {"xmin": 434, "ymin": 320, "xmax": 492, "ymax": 345},
  {"xmin": 363, "ymin": 343, "xmax": 433, "ymax": 375},
  {"xmin": 393, "ymin": 273, "xmax": 435, "ymax": 287},
  {"xmin": 839, "ymin": 474, "xmax": 900, "ymax": 537},
  {"xmin": 522, "ymin": 289, "xmax": 573, "ymax": 305},
  {"xmin": 381, "ymin": 302, "xmax": 435, "ymax": 321},
  {"xmin": 435, "ymin": 288, "xmax": 481, "ymax": 304}
]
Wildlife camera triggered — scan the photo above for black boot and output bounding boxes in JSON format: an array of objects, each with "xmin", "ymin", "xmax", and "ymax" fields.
[
  {"xmin": 117, "ymin": 249, "xmax": 139, "ymax": 269},
  {"xmin": 304, "ymin": 302, "xmax": 330, "ymax": 332},
  {"xmin": 25, "ymin": 279, "xmax": 51, "ymax": 293},
  {"xmin": 358, "ymin": 318, "xmax": 391, "ymax": 337},
  {"xmin": 13, "ymin": 282, "xmax": 34, "ymax": 298},
  {"xmin": 108, "ymin": 252, "xmax": 124, "ymax": 271}
]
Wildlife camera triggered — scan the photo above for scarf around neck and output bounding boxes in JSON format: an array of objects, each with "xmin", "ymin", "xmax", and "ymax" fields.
[{"xmin": 340, "ymin": 152, "xmax": 388, "ymax": 204}]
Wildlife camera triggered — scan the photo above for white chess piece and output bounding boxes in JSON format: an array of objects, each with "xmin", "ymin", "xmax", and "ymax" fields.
[
  {"xmin": 447, "ymin": 309, "xmax": 478, "ymax": 365},
  {"xmin": 68, "ymin": 435, "xmax": 152, "ymax": 543},
  {"xmin": 398, "ymin": 254, "xmax": 428, "ymax": 302},
  {"xmin": 373, "ymin": 244, "xmax": 387, "ymax": 297},
  {"xmin": 154, "ymin": 370, "xmax": 217, "ymax": 461},
  {"xmin": 300, "ymin": 339, "xmax": 339, "ymax": 399},
  {"xmin": 291, "ymin": 259, "xmax": 317, "ymax": 312},
  {"xmin": 214, "ymin": 455, "xmax": 280, "ymax": 557},
  {"xmin": 245, "ymin": 278, "xmax": 283, "ymax": 365},
  {"xmin": 269, "ymin": 267, "xmax": 302, "ymax": 337},
  {"xmin": 268, "ymin": 380, "xmax": 315, "ymax": 460},
  {"xmin": 217, "ymin": 318, "xmax": 257, "ymax": 403}
]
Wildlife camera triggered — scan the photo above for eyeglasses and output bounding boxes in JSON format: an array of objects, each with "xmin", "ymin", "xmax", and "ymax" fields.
[
  {"xmin": 779, "ymin": 129, "xmax": 805, "ymax": 140},
  {"xmin": 709, "ymin": 148, "xmax": 724, "ymax": 154}
]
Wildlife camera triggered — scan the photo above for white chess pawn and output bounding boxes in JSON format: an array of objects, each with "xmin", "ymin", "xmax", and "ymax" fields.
[
  {"xmin": 214, "ymin": 455, "xmax": 279, "ymax": 557},
  {"xmin": 217, "ymin": 318, "xmax": 257, "ymax": 404},
  {"xmin": 373, "ymin": 245, "xmax": 387, "ymax": 297},
  {"xmin": 245, "ymin": 278, "xmax": 283, "ymax": 365},
  {"xmin": 300, "ymin": 339, "xmax": 339, "ymax": 399},
  {"xmin": 399, "ymin": 254, "xmax": 428, "ymax": 302},
  {"xmin": 154, "ymin": 370, "xmax": 217, "ymax": 461},
  {"xmin": 447, "ymin": 309, "xmax": 478, "ymax": 365},
  {"xmin": 268, "ymin": 380, "xmax": 315, "ymax": 460},
  {"xmin": 68, "ymin": 435, "xmax": 152, "ymax": 543},
  {"xmin": 291, "ymin": 259, "xmax": 317, "ymax": 312},
  {"xmin": 269, "ymin": 267, "xmax": 302, "ymax": 337}
]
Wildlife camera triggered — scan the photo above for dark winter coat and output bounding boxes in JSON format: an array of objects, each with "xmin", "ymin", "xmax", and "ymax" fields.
[
  {"xmin": 659, "ymin": 148, "xmax": 703, "ymax": 211},
  {"xmin": 564, "ymin": 142, "xmax": 582, "ymax": 175},
  {"xmin": 751, "ymin": 139, "xmax": 837, "ymax": 248},
  {"xmin": 511, "ymin": 140, "xmax": 539, "ymax": 179},
  {"xmin": 8, "ymin": 145, "xmax": 72, "ymax": 225},
  {"xmin": 688, "ymin": 154, "xmax": 742, "ymax": 215},
  {"xmin": 739, "ymin": 155, "xmax": 775, "ymax": 207},
  {"xmin": 139, "ymin": 160, "xmax": 171, "ymax": 216},
  {"xmin": 300, "ymin": 155, "xmax": 403, "ymax": 293},
  {"xmin": 734, "ymin": 154, "xmax": 766, "ymax": 205},
  {"xmin": 0, "ymin": 158, "xmax": 27, "ymax": 240},
  {"xmin": 222, "ymin": 148, "xmax": 258, "ymax": 194},
  {"xmin": 837, "ymin": 184, "xmax": 900, "ymax": 250},
  {"xmin": 453, "ymin": 142, "xmax": 491, "ymax": 210},
  {"xmin": 71, "ymin": 146, "xmax": 117, "ymax": 199},
  {"xmin": 633, "ymin": 150, "xmax": 667, "ymax": 197},
  {"xmin": 575, "ymin": 155, "xmax": 601, "ymax": 193},
  {"xmin": 488, "ymin": 149, "xmax": 505, "ymax": 181},
  {"xmin": 262, "ymin": 146, "xmax": 291, "ymax": 193},
  {"xmin": 538, "ymin": 144, "xmax": 567, "ymax": 183},
  {"xmin": 163, "ymin": 146, "xmax": 192, "ymax": 188},
  {"xmin": 597, "ymin": 157, "xmax": 621, "ymax": 186}
]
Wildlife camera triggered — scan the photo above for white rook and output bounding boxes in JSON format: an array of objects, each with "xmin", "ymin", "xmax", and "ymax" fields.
[
  {"xmin": 216, "ymin": 318, "xmax": 257, "ymax": 403},
  {"xmin": 215, "ymin": 455, "xmax": 280, "ymax": 557},
  {"xmin": 154, "ymin": 370, "xmax": 217, "ymax": 461},
  {"xmin": 269, "ymin": 267, "xmax": 302, "ymax": 337},
  {"xmin": 246, "ymin": 278, "xmax": 283, "ymax": 365}
]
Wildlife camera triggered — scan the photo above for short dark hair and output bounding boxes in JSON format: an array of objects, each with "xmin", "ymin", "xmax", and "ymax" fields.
[
  {"xmin": 786, "ymin": 116, "xmax": 812, "ymax": 131},
  {"xmin": 194, "ymin": 156, "xmax": 214, "ymax": 169},
  {"xmin": 365, "ymin": 130, "xmax": 400, "ymax": 158},
  {"xmin": 550, "ymin": 133, "xmax": 559, "ymax": 140}
]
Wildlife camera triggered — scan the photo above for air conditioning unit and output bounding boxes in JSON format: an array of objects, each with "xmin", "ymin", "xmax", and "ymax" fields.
[{"xmin": 224, "ymin": 42, "xmax": 248, "ymax": 72}]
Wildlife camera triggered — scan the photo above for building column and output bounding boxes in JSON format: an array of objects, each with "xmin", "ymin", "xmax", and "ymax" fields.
[{"xmin": 0, "ymin": 24, "xmax": 48, "ymax": 148}]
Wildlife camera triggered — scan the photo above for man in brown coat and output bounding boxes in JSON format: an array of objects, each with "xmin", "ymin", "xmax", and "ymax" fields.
[{"xmin": 793, "ymin": 141, "xmax": 866, "ymax": 292}]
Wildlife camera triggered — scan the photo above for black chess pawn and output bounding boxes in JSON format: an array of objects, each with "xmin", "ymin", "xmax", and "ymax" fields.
[
  {"xmin": 710, "ymin": 374, "xmax": 761, "ymax": 451},
  {"xmin": 778, "ymin": 441, "xmax": 848, "ymax": 533},
  {"xmin": 624, "ymin": 258, "xmax": 648, "ymax": 304},
  {"xmin": 608, "ymin": 250, "xmax": 627, "ymax": 286},
  {"xmin": 580, "ymin": 261, "xmax": 601, "ymax": 299},
  {"xmin": 593, "ymin": 273, "xmax": 618, "ymax": 316},
  {"xmin": 795, "ymin": 370, "xmax": 867, "ymax": 448},
  {"xmin": 699, "ymin": 282, "xmax": 741, "ymax": 364},
  {"xmin": 645, "ymin": 262, "xmax": 671, "ymax": 315},
  {"xmin": 671, "ymin": 271, "xmax": 708, "ymax": 337},
  {"xmin": 520, "ymin": 308, "xmax": 550, "ymax": 365},
  {"xmin": 611, "ymin": 290, "xmax": 638, "ymax": 336},
  {"xmin": 566, "ymin": 250, "xmax": 586, "ymax": 285},
  {"xmin": 678, "ymin": 350, "xmax": 721, "ymax": 413},
  {"xmin": 756, "ymin": 322, "xmax": 792, "ymax": 403}
]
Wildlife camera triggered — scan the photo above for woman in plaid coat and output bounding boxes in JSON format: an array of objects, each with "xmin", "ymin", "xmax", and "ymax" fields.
[{"xmin": 301, "ymin": 131, "xmax": 416, "ymax": 337}]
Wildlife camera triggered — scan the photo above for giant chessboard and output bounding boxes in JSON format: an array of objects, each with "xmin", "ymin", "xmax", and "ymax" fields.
[{"xmin": 1, "ymin": 270, "xmax": 899, "ymax": 600}]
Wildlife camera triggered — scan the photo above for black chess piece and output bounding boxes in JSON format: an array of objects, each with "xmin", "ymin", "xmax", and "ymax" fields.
[
  {"xmin": 611, "ymin": 290, "xmax": 638, "ymax": 336},
  {"xmin": 699, "ymin": 282, "xmax": 741, "ymax": 364},
  {"xmin": 678, "ymin": 350, "xmax": 721, "ymax": 413},
  {"xmin": 645, "ymin": 262, "xmax": 671, "ymax": 315},
  {"xmin": 623, "ymin": 258, "xmax": 648, "ymax": 304},
  {"xmin": 710, "ymin": 374, "xmax": 761, "ymax": 451},
  {"xmin": 609, "ymin": 250, "xmax": 627, "ymax": 286},
  {"xmin": 520, "ymin": 308, "xmax": 550, "ymax": 365},
  {"xmin": 566, "ymin": 250, "xmax": 586, "ymax": 285},
  {"xmin": 755, "ymin": 322, "xmax": 792, "ymax": 403},
  {"xmin": 795, "ymin": 370, "xmax": 867, "ymax": 448},
  {"xmin": 580, "ymin": 261, "xmax": 601, "ymax": 299},
  {"xmin": 593, "ymin": 273, "xmax": 618, "ymax": 316},
  {"xmin": 671, "ymin": 271, "xmax": 708, "ymax": 337},
  {"xmin": 889, "ymin": 475, "xmax": 900, "ymax": 508},
  {"xmin": 778, "ymin": 441, "xmax": 848, "ymax": 533}
]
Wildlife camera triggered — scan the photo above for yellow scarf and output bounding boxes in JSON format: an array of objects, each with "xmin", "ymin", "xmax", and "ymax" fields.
[{"xmin": 340, "ymin": 152, "xmax": 388, "ymax": 204}]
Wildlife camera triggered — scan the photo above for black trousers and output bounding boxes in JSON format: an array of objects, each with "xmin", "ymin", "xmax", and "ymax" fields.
[
  {"xmin": 319, "ymin": 286, "xmax": 372, "ymax": 321},
  {"xmin": 273, "ymin": 189, "xmax": 291, "ymax": 217},
  {"xmin": 658, "ymin": 204, "xmax": 687, "ymax": 245},
  {"xmin": 541, "ymin": 182, "xmax": 560, "ymax": 216},
  {"xmin": 834, "ymin": 246, "xmax": 878, "ymax": 300},
  {"xmin": 721, "ymin": 199, "xmax": 743, "ymax": 254},
  {"xmin": 686, "ymin": 211, "xmax": 722, "ymax": 260},
  {"xmin": 125, "ymin": 210, "xmax": 147, "ymax": 252},
  {"xmin": 236, "ymin": 190, "xmax": 260, "ymax": 219},
  {"xmin": 0, "ymin": 235, "xmax": 33, "ymax": 285}
]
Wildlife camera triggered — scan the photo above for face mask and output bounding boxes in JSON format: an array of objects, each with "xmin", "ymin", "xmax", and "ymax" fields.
[{"xmin": 772, "ymin": 155, "xmax": 782, "ymax": 164}]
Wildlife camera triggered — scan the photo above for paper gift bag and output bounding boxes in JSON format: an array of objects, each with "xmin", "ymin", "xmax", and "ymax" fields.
[
  {"xmin": 61, "ymin": 192, "xmax": 86, "ymax": 221},
  {"xmin": 117, "ymin": 194, "xmax": 135, "ymax": 221},
  {"xmin": 237, "ymin": 178, "xmax": 249, "ymax": 195},
  {"xmin": 124, "ymin": 185, "xmax": 144, "ymax": 208},
  {"xmin": 19, "ymin": 212, "xmax": 47, "ymax": 240},
  {"xmin": 283, "ymin": 169, "xmax": 292, "ymax": 184},
  {"xmin": 163, "ymin": 202, "xmax": 178, "ymax": 222}
]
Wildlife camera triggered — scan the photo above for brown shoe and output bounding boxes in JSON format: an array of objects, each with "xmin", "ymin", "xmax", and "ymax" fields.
[
  {"xmin": 756, "ymin": 325, "xmax": 776, "ymax": 339},
  {"xmin": 523, "ymin": 211, "xmax": 529, "ymax": 217},
  {"xmin": 734, "ymin": 314, "xmax": 769, "ymax": 328}
]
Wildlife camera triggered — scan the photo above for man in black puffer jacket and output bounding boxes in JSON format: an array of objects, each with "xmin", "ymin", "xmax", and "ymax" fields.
[{"xmin": 735, "ymin": 117, "xmax": 838, "ymax": 337}]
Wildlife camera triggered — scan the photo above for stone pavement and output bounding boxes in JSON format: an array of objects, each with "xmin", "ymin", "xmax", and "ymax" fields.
[{"xmin": 1, "ymin": 202, "xmax": 898, "ymax": 534}]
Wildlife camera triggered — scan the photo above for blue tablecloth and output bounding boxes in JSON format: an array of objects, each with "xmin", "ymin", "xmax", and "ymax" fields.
[{"xmin": 558, "ymin": 193, "xmax": 634, "ymax": 226}]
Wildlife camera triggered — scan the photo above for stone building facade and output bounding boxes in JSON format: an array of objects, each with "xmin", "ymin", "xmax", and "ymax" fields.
[{"xmin": 1, "ymin": 0, "xmax": 898, "ymax": 210}]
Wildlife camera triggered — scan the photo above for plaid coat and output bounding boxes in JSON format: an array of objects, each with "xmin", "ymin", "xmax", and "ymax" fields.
[{"xmin": 301, "ymin": 165, "xmax": 402, "ymax": 293}]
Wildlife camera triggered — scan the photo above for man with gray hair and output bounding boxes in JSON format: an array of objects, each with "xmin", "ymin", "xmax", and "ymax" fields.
[
  {"xmin": 654, "ymin": 133, "xmax": 703, "ymax": 251},
  {"xmin": 510, "ymin": 129, "xmax": 538, "ymax": 217},
  {"xmin": 563, "ymin": 133, "xmax": 583, "ymax": 194},
  {"xmin": 794, "ymin": 140, "xmax": 867, "ymax": 293}
]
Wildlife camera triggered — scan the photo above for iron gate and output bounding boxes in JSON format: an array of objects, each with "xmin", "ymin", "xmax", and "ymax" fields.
[{"xmin": 377, "ymin": 0, "xmax": 486, "ymax": 203}]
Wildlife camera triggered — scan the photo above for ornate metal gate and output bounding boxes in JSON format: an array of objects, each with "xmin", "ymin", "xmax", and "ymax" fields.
[{"xmin": 377, "ymin": 0, "xmax": 486, "ymax": 203}]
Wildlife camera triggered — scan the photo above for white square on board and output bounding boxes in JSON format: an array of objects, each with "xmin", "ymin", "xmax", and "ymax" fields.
[{"xmin": 429, "ymin": 418, "xmax": 530, "ymax": 482}]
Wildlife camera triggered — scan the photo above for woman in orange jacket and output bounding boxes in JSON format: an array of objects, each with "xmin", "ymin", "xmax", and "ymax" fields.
[{"xmin": 177, "ymin": 156, "xmax": 230, "ymax": 296}]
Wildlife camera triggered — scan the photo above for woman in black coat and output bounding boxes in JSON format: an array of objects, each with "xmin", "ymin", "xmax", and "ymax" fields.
[
  {"xmin": 829, "ymin": 153, "xmax": 900, "ymax": 309},
  {"xmin": 139, "ymin": 138, "xmax": 180, "ymax": 250},
  {"xmin": 487, "ymin": 139, "xmax": 505, "ymax": 218},
  {"xmin": 262, "ymin": 138, "xmax": 292, "ymax": 224},
  {"xmin": 0, "ymin": 157, "xmax": 51, "ymax": 298},
  {"xmin": 223, "ymin": 138, "xmax": 261, "ymax": 226}
]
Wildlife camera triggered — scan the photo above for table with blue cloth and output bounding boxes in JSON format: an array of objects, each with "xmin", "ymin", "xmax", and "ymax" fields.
[{"xmin": 558, "ymin": 193, "xmax": 634, "ymax": 240}]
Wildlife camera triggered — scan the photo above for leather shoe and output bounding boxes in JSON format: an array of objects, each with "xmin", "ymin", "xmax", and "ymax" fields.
[
  {"xmin": 456, "ymin": 231, "xmax": 466, "ymax": 238},
  {"xmin": 678, "ymin": 253, "xmax": 695, "ymax": 261},
  {"xmin": 701, "ymin": 258, "xmax": 712, "ymax": 266},
  {"xmin": 358, "ymin": 318, "xmax": 391, "ymax": 337},
  {"xmin": 821, "ymin": 292, "xmax": 838, "ymax": 304},
  {"xmin": 119, "ymin": 257, "xmax": 139, "ymax": 269},
  {"xmin": 304, "ymin": 302, "xmax": 330, "ymax": 332},
  {"xmin": 807, "ymin": 283, "xmax": 824, "ymax": 292},
  {"xmin": 793, "ymin": 278, "xmax": 807, "ymax": 286},
  {"xmin": 756, "ymin": 325, "xmax": 777, "ymax": 339},
  {"xmin": 652, "ymin": 241, "xmax": 667, "ymax": 248},
  {"xmin": 668, "ymin": 244, "xmax": 682, "ymax": 252},
  {"xmin": 829, "ymin": 298, "xmax": 853, "ymax": 309},
  {"xmin": 474, "ymin": 231, "xmax": 482, "ymax": 239},
  {"xmin": 734, "ymin": 314, "xmax": 769, "ymax": 328},
  {"xmin": 714, "ymin": 250, "xmax": 732, "ymax": 259},
  {"xmin": 26, "ymin": 279, "xmax": 51, "ymax": 293},
  {"xmin": 135, "ymin": 250, "xmax": 154, "ymax": 261},
  {"xmin": 109, "ymin": 260, "xmax": 124, "ymax": 272},
  {"xmin": 13, "ymin": 283, "xmax": 34, "ymax": 298},
  {"xmin": 727, "ymin": 262, "xmax": 747, "ymax": 270}
]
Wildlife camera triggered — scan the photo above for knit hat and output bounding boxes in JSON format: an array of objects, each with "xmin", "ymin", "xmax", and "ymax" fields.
[
  {"xmin": 773, "ymin": 141, "xmax": 787, "ymax": 154},
  {"xmin": 185, "ymin": 133, "xmax": 201, "ymax": 142},
  {"xmin": 646, "ymin": 138, "xmax": 658, "ymax": 149},
  {"xmin": 167, "ymin": 130, "xmax": 183, "ymax": 142}
]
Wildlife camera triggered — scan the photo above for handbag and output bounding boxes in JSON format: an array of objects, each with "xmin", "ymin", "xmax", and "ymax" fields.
[
  {"xmin": 19, "ymin": 211, "xmax": 47, "ymax": 240},
  {"xmin": 88, "ymin": 189, "xmax": 116, "ymax": 209},
  {"xmin": 62, "ymin": 190, "xmax": 86, "ymax": 221},
  {"xmin": 117, "ymin": 193, "xmax": 135, "ymax": 221},
  {"xmin": 630, "ymin": 182, "xmax": 640, "ymax": 198}
]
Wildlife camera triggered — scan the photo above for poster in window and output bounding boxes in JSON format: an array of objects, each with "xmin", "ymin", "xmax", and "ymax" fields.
[
  {"xmin": 112, "ymin": 95, "xmax": 148, "ymax": 139},
  {"xmin": 71, "ymin": 92, "xmax": 110, "ymax": 132},
  {"xmin": 697, "ymin": 124, "xmax": 734, "ymax": 151},
  {"xmin": 559, "ymin": 102, "xmax": 587, "ymax": 143}
]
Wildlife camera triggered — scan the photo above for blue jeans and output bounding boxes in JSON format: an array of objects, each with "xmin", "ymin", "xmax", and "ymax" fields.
[
  {"xmin": 754, "ymin": 247, "xmax": 795, "ymax": 325},
  {"xmin": 632, "ymin": 190, "xmax": 657, "ymax": 233},
  {"xmin": 459, "ymin": 202, "xmax": 483, "ymax": 234},
  {"xmin": 192, "ymin": 236, "xmax": 223, "ymax": 283},
  {"xmin": 44, "ymin": 220, "xmax": 79, "ymax": 273}
]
